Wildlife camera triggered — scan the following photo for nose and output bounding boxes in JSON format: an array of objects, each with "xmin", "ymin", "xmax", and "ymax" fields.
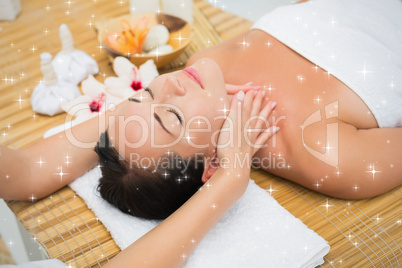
[{"xmin": 158, "ymin": 76, "xmax": 186, "ymax": 102}]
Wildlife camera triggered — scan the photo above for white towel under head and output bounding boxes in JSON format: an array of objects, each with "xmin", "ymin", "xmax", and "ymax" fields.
[{"xmin": 68, "ymin": 165, "xmax": 329, "ymax": 268}]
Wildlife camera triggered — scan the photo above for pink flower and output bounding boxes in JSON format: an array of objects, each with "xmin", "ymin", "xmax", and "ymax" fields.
[
  {"xmin": 61, "ymin": 57, "xmax": 158, "ymax": 121},
  {"xmin": 61, "ymin": 75, "xmax": 121, "ymax": 120},
  {"xmin": 130, "ymin": 76, "xmax": 142, "ymax": 91},
  {"xmin": 89, "ymin": 92, "xmax": 105, "ymax": 112},
  {"xmin": 104, "ymin": 57, "xmax": 158, "ymax": 98}
]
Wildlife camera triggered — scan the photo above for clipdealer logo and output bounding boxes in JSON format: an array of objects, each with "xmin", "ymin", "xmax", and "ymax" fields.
[{"xmin": 301, "ymin": 100, "xmax": 339, "ymax": 167}]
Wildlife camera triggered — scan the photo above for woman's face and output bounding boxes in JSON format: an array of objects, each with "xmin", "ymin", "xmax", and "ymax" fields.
[{"xmin": 109, "ymin": 58, "xmax": 229, "ymax": 166}]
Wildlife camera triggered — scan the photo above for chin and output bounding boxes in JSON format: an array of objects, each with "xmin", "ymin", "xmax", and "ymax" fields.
[{"xmin": 193, "ymin": 58, "xmax": 225, "ymax": 90}]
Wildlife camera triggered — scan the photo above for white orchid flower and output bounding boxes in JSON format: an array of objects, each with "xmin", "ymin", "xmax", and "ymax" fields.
[
  {"xmin": 104, "ymin": 57, "xmax": 159, "ymax": 99},
  {"xmin": 61, "ymin": 58, "xmax": 159, "ymax": 121},
  {"xmin": 61, "ymin": 75, "xmax": 122, "ymax": 120}
]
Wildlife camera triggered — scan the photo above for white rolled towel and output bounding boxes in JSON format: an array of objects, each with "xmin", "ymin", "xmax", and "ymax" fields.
[
  {"xmin": 31, "ymin": 53, "xmax": 81, "ymax": 116},
  {"xmin": 0, "ymin": 0, "xmax": 21, "ymax": 21},
  {"xmin": 52, "ymin": 24, "xmax": 99, "ymax": 85}
]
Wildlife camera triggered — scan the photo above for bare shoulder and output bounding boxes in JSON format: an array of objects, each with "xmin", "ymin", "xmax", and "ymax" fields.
[{"xmin": 295, "ymin": 121, "xmax": 402, "ymax": 199}]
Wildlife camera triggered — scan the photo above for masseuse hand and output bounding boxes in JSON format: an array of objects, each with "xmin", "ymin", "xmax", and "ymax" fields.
[{"xmin": 216, "ymin": 90, "xmax": 278, "ymax": 178}]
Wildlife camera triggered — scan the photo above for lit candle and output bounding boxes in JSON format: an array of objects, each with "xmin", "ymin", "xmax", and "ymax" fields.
[
  {"xmin": 162, "ymin": 0, "xmax": 193, "ymax": 24},
  {"xmin": 130, "ymin": 0, "xmax": 159, "ymax": 13}
]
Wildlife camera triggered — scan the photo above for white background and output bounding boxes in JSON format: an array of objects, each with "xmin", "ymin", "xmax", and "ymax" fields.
[{"xmin": 212, "ymin": 0, "xmax": 296, "ymax": 21}]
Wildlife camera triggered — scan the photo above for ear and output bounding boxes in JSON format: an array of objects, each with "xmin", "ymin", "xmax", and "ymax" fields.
[{"xmin": 201, "ymin": 155, "xmax": 219, "ymax": 183}]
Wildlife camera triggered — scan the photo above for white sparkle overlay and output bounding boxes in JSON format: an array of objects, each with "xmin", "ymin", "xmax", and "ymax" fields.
[
  {"xmin": 366, "ymin": 164, "xmax": 381, "ymax": 180},
  {"xmin": 251, "ymin": 0, "xmax": 402, "ymax": 127},
  {"xmin": 69, "ymin": 167, "xmax": 330, "ymax": 267}
]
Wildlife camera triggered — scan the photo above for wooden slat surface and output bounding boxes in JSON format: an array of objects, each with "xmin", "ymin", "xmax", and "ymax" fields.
[{"xmin": 1, "ymin": 0, "xmax": 401, "ymax": 267}]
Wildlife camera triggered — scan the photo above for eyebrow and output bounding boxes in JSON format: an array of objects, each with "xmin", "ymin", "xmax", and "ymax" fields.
[
  {"xmin": 145, "ymin": 87, "xmax": 154, "ymax": 99},
  {"xmin": 154, "ymin": 112, "xmax": 173, "ymax": 136},
  {"xmin": 128, "ymin": 87, "xmax": 154, "ymax": 103}
]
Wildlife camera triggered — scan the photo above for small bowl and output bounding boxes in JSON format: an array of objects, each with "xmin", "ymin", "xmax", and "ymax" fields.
[{"xmin": 97, "ymin": 13, "xmax": 193, "ymax": 68}]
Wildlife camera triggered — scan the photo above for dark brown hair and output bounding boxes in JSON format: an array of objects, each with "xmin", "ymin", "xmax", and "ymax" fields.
[{"xmin": 94, "ymin": 131, "xmax": 204, "ymax": 220}]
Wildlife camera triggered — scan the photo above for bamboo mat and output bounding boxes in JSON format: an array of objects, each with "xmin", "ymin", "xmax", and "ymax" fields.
[{"xmin": 0, "ymin": 0, "xmax": 400, "ymax": 267}]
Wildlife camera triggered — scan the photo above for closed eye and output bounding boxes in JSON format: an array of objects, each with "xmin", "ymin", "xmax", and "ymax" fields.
[
  {"xmin": 128, "ymin": 86, "xmax": 182, "ymax": 131},
  {"xmin": 128, "ymin": 98, "xmax": 140, "ymax": 103},
  {"xmin": 168, "ymin": 108, "xmax": 183, "ymax": 124}
]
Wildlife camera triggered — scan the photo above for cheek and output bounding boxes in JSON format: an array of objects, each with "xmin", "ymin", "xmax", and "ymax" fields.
[
  {"xmin": 185, "ymin": 98, "xmax": 226, "ymax": 130},
  {"xmin": 193, "ymin": 96, "xmax": 226, "ymax": 114},
  {"xmin": 184, "ymin": 112, "xmax": 224, "ymax": 151}
]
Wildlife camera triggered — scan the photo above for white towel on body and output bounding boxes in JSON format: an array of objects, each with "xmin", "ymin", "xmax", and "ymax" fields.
[{"xmin": 252, "ymin": 0, "xmax": 402, "ymax": 127}]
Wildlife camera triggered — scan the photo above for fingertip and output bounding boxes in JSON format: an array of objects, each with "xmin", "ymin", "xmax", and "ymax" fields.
[
  {"xmin": 265, "ymin": 126, "xmax": 279, "ymax": 134},
  {"xmin": 264, "ymin": 126, "xmax": 279, "ymax": 134},
  {"xmin": 237, "ymin": 90, "xmax": 245, "ymax": 101}
]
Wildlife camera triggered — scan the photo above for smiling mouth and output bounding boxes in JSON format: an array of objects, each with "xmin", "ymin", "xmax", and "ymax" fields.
[{"xmin": 183, "ymin": 67, "xmax": 204, "ymax": 89}]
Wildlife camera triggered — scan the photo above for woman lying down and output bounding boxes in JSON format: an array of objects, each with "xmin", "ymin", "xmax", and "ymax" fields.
[{"xmin": 1, "ymin": 0, "xmax": 401, "ymax": 266}]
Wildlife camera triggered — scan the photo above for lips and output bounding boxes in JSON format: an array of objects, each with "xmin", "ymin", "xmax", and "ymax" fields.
[{"xmin": 183, "ymin": 67, "xmax": 204, "ymax": 89}]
